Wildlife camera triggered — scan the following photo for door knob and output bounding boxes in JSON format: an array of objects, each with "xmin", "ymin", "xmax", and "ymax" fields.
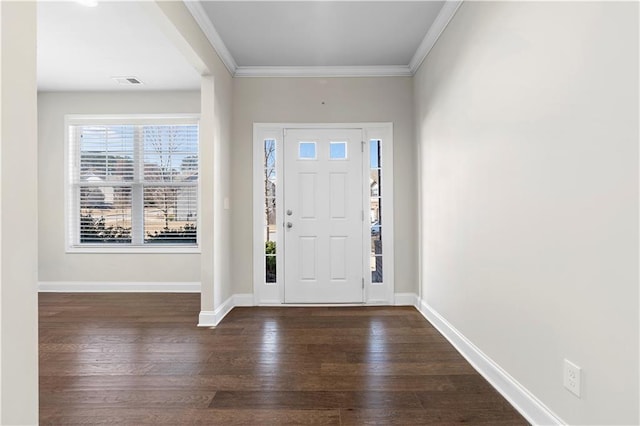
[{"xmin": 286, "ymin": 222, "xmax": 293, "ymax": 229}]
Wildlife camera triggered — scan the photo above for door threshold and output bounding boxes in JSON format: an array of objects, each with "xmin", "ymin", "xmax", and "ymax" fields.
[{"xmin": 260, "ymin": 303, "xmax": 368, "ymax": 307}]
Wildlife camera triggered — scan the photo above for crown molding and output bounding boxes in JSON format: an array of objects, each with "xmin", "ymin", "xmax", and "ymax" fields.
[
  {"xmin": 235, "ymin": 65, "xmax": 412, "ymax": 78},
  {"xmin": 184, "ymin": 0, "xmax": 462, "ymax": 78},
  {"xmin": 409, "ymin": 0, "xmax": 464, "ymax": 73},
  {"xmin": 183, "ymin": 0, "xmax": 237, "ymax": 75}
]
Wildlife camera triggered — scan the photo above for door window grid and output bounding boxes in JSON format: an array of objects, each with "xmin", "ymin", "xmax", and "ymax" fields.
[
  {"xmin": 329, "ymin": 141, "xmax": 348, "ymax": 160},
  {"xmin": 298, "ymin": 142, "xmax": 316, "ymax": 160}
]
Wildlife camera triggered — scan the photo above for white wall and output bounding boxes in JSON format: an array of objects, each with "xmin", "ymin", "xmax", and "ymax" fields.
[
  {"xmin": 38, "ymin": 91, "xmax": 201, "ymax": 284},
  {"xmin": 232, "ymin": 77, "xmax": 416, "ymax": 295},
  {"xmin": 151, "ymin": 1, "xmax": 234, "ymax": 312},
  {"xmin": 1, "ymin": 2, "xmax": 39, "ymax": 423},
  {"xmin": 414, "ymin": 2, "xmax": 638, "ymax": 425}
]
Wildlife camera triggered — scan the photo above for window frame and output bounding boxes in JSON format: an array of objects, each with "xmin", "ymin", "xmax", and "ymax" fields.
[{"xmin": 65, "ymin": 114, "xmax": 201, "ymax": 254}]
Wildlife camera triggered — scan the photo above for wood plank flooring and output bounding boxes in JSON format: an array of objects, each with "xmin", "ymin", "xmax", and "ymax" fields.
[{"xmin": 39, "ymin": 293, "xmax": 529, "ymax": 425}]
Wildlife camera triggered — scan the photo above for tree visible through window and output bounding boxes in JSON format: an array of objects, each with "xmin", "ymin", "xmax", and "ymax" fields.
[
  {"xmin": 264, "ymin": 139, "xmax": 276, "ymax": 282},
  {"xmin": 68, "ymin": 117, "xmax": 199, "ymax": 248}
]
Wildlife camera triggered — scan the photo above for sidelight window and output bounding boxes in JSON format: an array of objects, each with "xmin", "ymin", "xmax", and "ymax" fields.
[
  {"xmin": 264, "ymin": 139, "xmax": 277, "ymax": 283},
  {"xmin": 370, "ymin": 139, "xmax": 383, "ymax": 283}
]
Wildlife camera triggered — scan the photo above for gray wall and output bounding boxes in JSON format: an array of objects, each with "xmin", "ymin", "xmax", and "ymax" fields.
[
  {"xmin": 152, "ymin": 1, "xmax": 235, "ymax": 312},
  {"xmin": 38, "ymin": 91, "xmax": 201, "ymax": 284},
  {"xmin": 414, "ymin": 2, "xmax": 638, "ymax": 424},
  {"xmin": 32, "ymin": 2, "xmax": 640, "ymax": 424},
  {"xmin": 1, "ymin": 2, "xmax": 39, "ymax": 423},
  {"xmin": 231, "ymin": 76, "xmax": 417, "ymax": 295}
]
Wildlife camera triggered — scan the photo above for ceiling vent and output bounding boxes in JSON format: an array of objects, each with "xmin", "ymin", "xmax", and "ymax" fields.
[{"xmin": 111, "ymin": 76, "xmax": 143, "ymax": 85}]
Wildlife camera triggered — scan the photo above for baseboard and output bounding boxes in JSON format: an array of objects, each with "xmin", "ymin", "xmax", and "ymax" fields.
[
  {"xmin": 38, "ymin": 281, "xmax": 201, "ymax": 293},
  {"xmin": 394, "ymin": 292, "xmax": 419, "ymax": 306},
  {"xmin": 197, "ymin": 310, "xmax": 217, "ymax": 327},
  {"xmin": 206, "ymin": 288, "xmax": 561, "ymax": 424},
  {"xmin": 416, "ymin": 298, "xmax": 564, "ymax": 426},
  {"xmin": 198, "ymin": 293, "xmax": 254, "ymax": 327},
  {"xmin": 43, "ymin": 281, "xmax": 563, "ymax": 424},
  {"xmin": 233, "ymin": 293, "xmax": 254, "ymax": 307}
]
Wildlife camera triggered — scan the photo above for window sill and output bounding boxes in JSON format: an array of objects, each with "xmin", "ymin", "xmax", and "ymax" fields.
[{"xmin": 66, "ymin": 245, "xmax": 201, "ymax": 254}]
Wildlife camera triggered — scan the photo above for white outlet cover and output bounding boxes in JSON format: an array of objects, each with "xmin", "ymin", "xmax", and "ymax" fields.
[{"xmin": 563, "ymin": 359, "xmax": 581, "ymax": 398}]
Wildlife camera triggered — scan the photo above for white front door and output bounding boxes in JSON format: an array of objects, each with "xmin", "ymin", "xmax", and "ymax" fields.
[{"xmin": 283, "ymin": 128, "xmax": 364, "ymax": 303}]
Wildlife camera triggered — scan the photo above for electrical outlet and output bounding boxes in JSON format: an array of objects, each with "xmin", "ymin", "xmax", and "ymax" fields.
[{"xmin": 563, "ymin": 359, "xmax": 581, "ymax": 398}]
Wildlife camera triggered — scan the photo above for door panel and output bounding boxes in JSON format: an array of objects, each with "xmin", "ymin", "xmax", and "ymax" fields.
[
  {"xmin": 284, "ymin": 128, "xmax": 363, "ymax": 303},
  {"xmin": 330, "ymin": 236, "xmax": 347, "ymax": 280},
  {"xmin": 299, "ymin": 237, "xmax": 317, "ymax": 280},
  {"xmin": 329, "ymin": 173, "xmax": 347, "ymax": 219},
  {"xmin": 299, "ymin": 173, "xmax": 317, "ymax": 219}
]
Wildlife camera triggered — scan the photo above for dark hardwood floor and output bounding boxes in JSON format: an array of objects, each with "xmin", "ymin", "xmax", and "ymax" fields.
[{"xmin": 39, "ymin": 293, "xmax": 528, "ymax": 425}]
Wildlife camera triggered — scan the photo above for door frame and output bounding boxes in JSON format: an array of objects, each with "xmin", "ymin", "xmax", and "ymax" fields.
[{"xmin": 252, "ymin": 123, "xmax": 394, "ymax": 305}]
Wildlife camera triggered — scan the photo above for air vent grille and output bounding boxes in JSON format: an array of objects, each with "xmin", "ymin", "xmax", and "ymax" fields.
[{"xmin": 111, "ymin": 76, "xmax": 143, "ymax": 85}]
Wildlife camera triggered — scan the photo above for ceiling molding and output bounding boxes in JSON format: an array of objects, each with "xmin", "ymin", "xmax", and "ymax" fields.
[
  {"xmin": 184, "ymin": 0, "xmax": 463, "ymax": 78},
  {"xmin": 234, "ymin": 65, "xmax": 413, "ymax": 78},
  {"xmin": 409, "ymin": 0, "xmax": 464, "ymax": 74},
  {"xmin": 183, "ymin": 0, "xmax": 237, "ymax": 75}
]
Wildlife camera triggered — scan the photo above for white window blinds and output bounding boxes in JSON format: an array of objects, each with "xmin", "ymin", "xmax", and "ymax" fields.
[{"xmin": 67, "ymin": 116, "xmax": 199, "ymax": 249}]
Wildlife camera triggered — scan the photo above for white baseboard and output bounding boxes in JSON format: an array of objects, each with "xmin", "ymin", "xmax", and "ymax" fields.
[
  {"xmin": 33, "ymin": 282, "xmax": 560, "ymax": 423},
  {"xmin": 416, "ymin": 298, "xmax": 564, "ymax": 426},
  {"xmin": 199, "ymin": 292, "xmax": 414, "ymax": 325},
  {"xmin": 394, "ymin": 292, "xmax": 419, "ymax": 306},
  {"xmin": 44, "ymin": 281, "xmax": 562, "ymax": 424},
  {"xmin": 233, "ymin": 293, "xmax": 254, "ymax": 307},
  {"xmin": 197, "ymin": 310, "xmax": 217, "ymax": 327},
  {"xmin": 198, "ymin": 295, "xmax": 233, "ymax": 327},
  {"xmin": 38, "ymin": 281, "xmax": 200, "ymax": 293},
  {"xmin": 198, "ymin": 293, "xmax": 254, "ymax": 327}
]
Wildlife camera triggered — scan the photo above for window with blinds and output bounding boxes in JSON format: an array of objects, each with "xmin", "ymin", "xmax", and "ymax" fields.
[{"xmin": 67, "ymin": 116, "xmax": 199, "ymax": 250}]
